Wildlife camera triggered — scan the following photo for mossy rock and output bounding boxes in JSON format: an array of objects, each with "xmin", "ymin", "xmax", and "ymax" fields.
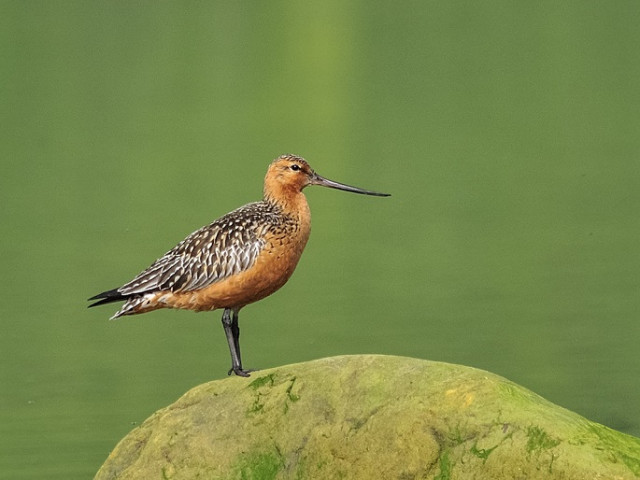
[{"xmin": 95, "ymin": 355, "xmax": 640, "ymax": 479}]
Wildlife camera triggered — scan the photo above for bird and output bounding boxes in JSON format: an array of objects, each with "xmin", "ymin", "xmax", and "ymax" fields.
[{"xmin": 88, "ymin": 154, "xmax": 390, "ymax": 377}]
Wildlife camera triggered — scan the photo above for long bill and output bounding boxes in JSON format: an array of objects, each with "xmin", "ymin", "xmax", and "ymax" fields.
[{"xmin": 310, "ymin": 173, "xmax": 391, "ymax": 197}]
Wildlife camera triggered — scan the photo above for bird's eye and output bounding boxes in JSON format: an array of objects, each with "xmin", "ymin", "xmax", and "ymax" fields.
[{"xmin": 290, "ymin": 164, "xmax": 300, "ymax": 171}]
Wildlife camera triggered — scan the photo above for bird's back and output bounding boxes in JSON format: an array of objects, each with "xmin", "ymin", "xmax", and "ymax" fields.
[{"xmin": 90, "ymin": 199, "xmax": 311, "ymax": 318}]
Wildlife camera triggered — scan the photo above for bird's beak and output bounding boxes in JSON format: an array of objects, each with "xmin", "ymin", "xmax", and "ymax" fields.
[{"xmin": 310, "ymin": 173, "xmax": 390, "ymax": 197}]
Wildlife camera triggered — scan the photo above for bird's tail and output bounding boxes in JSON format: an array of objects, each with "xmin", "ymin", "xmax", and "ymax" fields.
[
  {"xmin": 87, "ymin": 288, "xmax": 126, "ymax": 308},
  {"xmin": 88, "ymin": 289, "xmax": 160, "ymax": 319}
]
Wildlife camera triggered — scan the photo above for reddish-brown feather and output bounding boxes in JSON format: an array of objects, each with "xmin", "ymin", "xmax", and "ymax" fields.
[{"xmin": 106, "ymin": 155, "xmax": 313, "ymax": 319}]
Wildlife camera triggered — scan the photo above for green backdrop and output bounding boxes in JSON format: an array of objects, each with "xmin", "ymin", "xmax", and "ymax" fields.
[{"xmin": 1, "ymin": 2, "xmax": 639, "ymax": 478}]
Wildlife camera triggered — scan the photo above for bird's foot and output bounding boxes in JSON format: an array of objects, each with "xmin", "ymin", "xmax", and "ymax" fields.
[{"xmin": 228, "ymin": 367, "xmax": 256, "ymax": 377}]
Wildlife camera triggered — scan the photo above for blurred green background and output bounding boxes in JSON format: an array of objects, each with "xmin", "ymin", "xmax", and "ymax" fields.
[{"xmin": 2, "ymin": 1, "xmax": 639, "ymax": 478}]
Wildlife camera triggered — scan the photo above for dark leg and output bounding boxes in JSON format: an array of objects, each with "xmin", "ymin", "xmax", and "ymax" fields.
[{"xmin": 221, "ymin": 308, "xmax": 253, "ymax": 377}]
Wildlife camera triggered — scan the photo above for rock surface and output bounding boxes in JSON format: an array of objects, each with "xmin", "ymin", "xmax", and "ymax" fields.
[{"xmin": 95, "ymin": 355, "xmax": 640, "ymax": 479}]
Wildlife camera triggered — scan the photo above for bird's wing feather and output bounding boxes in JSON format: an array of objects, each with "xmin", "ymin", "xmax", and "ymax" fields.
[{"xmin": 117, "ymin": 203, "xmax": 272, "ymax": 296}]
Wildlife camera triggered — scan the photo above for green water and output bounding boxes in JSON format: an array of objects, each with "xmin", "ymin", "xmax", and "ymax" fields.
[{"xmin": 2, "ymin": 2, "xmax": 639, "ymax": 478}]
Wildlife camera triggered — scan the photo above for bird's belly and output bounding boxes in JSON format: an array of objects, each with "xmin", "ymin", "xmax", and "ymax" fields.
[{"xmin": 163, "ymin": 232, "xmax": 309, "ymax": 311}]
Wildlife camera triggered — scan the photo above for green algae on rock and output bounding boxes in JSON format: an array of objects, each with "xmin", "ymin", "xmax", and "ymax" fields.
[{"xmin": 95, "ymin": 355, "xmax": 640, "ymax": 480}]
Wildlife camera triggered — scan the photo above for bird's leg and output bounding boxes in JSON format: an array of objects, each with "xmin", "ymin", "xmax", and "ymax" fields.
[{"xmin": 221, "ymin": 308, "xmax": 253, "ymax": 377}]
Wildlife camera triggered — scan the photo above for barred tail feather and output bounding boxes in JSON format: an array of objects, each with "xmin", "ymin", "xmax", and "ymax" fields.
[
  {"xmin": 110, "ymin": 293, "xmax": 161, "ymax": 319},
  {"xmin": 87, "ymin": 288, "xmax": 126, "ymax": 308},
  {"xmin": 89, "ymin": 286, "xmax": 162, "ymax": 319}
]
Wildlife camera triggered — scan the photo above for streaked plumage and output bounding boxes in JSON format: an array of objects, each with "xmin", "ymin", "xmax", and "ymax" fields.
[{"xmin": 89, "ymin": 154, "xmax": 389, "ymax": 376}]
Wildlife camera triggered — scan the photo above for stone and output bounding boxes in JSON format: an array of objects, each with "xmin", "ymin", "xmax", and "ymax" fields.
[{"xmin": 95, "ymin": 355, "xmax": 640, "ymax": 479}]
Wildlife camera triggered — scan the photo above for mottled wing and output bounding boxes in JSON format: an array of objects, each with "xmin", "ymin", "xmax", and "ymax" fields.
[{"xmin": 117, "ymin": 203, "xmax": 272, "ymax": 296}]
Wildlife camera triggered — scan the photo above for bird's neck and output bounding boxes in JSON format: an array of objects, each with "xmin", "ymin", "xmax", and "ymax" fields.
[
  {"xmin": 264, "ymin": 182, "xmax": 307, "ymax": 212},
  {"xmin": 264, "ymin": 187, "xmax": 311, "ymax": 226}
]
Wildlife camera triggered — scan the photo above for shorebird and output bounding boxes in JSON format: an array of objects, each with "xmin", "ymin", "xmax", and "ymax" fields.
[{"xmin": 88, "ymin": 154, "xmax": 390, "ymax": 376}]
